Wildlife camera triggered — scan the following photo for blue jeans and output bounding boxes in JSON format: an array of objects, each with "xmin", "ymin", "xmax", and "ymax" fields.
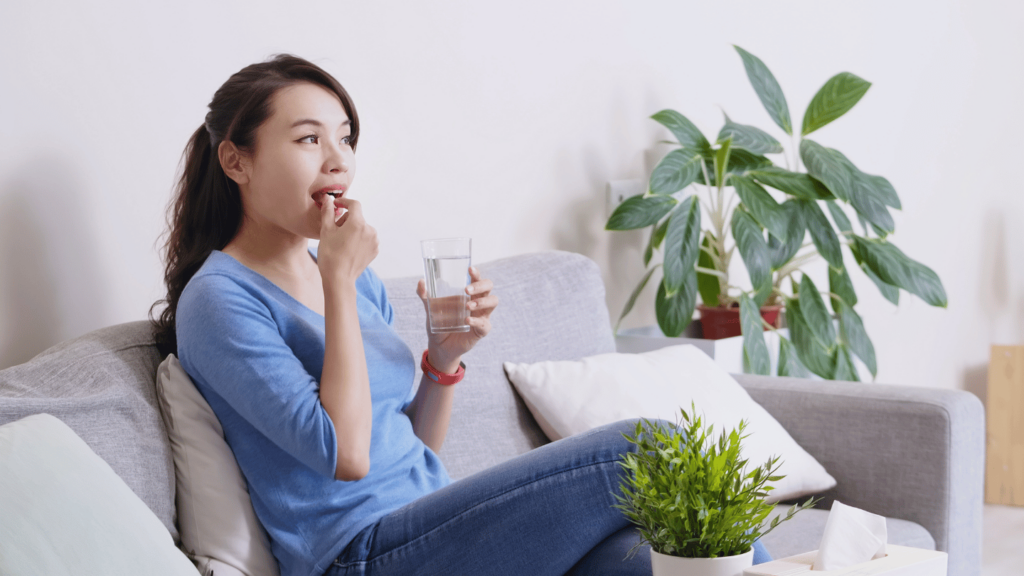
[{"xmin": 325, "ymin": 418, "xmax": 772, "ymax": 575}]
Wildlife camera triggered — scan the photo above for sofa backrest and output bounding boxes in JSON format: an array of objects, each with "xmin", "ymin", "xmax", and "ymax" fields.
[
  {"xmin": 0, "ymin": 321, "xmax": 179, "ymax": 541},
  {"xmin": 0, "ymin": 249, "xmax": 616, "ymax": 535},
  {"xmin": 383, "ymin": 249, "xmax": 617, "ymax": 480}
]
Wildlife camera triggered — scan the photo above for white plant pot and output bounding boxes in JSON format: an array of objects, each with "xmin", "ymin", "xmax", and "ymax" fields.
[{"xmin": 650, "ymin": 547, "xmax": 754, "ymax": 576}]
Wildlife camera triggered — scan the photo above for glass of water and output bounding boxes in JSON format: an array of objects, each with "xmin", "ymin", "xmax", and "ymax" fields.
[{"xmin": 421, "ymin": 238, "xmax": 472, "ymax": 333}]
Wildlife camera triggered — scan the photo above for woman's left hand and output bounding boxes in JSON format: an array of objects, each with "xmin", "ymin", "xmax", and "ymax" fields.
[{"xmin": 416, "ymin": 266, "xmax": 497, "ymax": 373}]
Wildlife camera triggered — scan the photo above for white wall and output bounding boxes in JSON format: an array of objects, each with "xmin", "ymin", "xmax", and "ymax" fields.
[{"xmin": 1, "ymin": 0, "xmax": 1021, "ymax": 396}]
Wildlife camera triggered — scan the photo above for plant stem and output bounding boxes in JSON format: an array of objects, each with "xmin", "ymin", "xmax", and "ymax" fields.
[
  {"xmin": 695, "ymin": 266, "xmax": 727, "ymax": 279},
  {"xmin": 776, "ymin": 251, "xmax": 821, "ymax": 279},
  {"xmin": 699, "ymin": 245, "xmax": 724, "ymax": 270}
]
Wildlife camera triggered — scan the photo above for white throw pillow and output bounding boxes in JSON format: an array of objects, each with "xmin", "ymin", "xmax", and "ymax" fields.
[
  {"xmin": 503, "ymin": 344, "xmax": 836, "ymax": 503},
  {"xmin": 155, "ymin": 354, "xmax": 280, "ymax": 576},
  {"xmin": 0, "ymin": 413, "xmax": 200, "ymax": 576}
]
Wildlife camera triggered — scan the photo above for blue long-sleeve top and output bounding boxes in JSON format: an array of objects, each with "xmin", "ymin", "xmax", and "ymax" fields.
[{"xmin": 175, "ymin": 245, "xmax": 451, "ymax": 576}]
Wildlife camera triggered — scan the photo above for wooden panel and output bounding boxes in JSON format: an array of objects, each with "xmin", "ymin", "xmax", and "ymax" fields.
[{"xmin": 986, "ymin": 345, "xmax": 1024, "ymax": 505}]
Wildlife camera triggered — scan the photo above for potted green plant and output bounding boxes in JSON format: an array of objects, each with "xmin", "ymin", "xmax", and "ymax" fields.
[
  {"xmin": 606, "ymin": 45, "xmax": 948, "ymax": 381},
  {"xmin": 613, "ymin": 403, "xmax": 818, "ymax": 576}
]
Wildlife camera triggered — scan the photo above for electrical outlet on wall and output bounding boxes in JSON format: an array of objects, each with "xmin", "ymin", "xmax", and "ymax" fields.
[{"xmin": 606, "ymin": 179, "xmax": 646, "ymax": 218}]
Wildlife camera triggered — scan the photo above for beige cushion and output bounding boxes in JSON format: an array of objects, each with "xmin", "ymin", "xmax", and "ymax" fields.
[
  {"xmin": 155, "ymin": 354, "xmax": 280, "ymax": 576},
  {"xmin": 503, "ymin": 344, "xmax": 837, "ymax": 503},
  {"xmin": 0, "ymin": 413, "xmax": 199, "ymax": 576}
]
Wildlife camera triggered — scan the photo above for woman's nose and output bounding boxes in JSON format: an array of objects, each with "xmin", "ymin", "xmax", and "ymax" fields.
[
  {"xmin": 329, "ymin": 158, "xmax": 349, "ymax": 173},
  {"xmin": 325, "ymin": 143, "xmax": 349, "ymax": 173}
]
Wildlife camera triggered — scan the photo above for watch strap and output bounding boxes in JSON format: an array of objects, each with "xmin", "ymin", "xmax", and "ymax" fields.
[{"xmin": 421, "ymin": 350, "xmax": 465, "ymax": 385}]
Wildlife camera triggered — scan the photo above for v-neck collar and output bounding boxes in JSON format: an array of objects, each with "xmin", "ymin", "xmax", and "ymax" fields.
[{"xmin": 210, "ymin": 246, "xmax": 325, "ymax": 320}]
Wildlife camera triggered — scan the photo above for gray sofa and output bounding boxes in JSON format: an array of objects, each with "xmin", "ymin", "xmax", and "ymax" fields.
[{"xmin": 0, "ymin": 250, "xmax": 984, "ymax": 576}]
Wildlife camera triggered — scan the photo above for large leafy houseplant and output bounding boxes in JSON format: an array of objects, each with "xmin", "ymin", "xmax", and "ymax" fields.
[
  {"xmin": 606, "ymin": 45, "xmax": 948, "ymax": 381},
  {"xmin": 613, "ymin": 402, "xmax": 818, "ymax": 563}
]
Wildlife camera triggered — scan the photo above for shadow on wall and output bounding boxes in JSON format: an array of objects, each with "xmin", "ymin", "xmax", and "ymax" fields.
[
  {"xmin": 0, "ymin": 155, "xmax": 108, "ymax": 370},
  {"xmin": 547, "ymin": 143, "xmax": 652, "ymax": 331},
  {"xmin": 962, "ymin": 363, "xmax": 989, "ymax": 408}
]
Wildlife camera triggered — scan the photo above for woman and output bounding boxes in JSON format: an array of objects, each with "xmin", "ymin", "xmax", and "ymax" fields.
[{"xmin": 150, "ymin": 54, "xmax": 771, "ymax": 576}]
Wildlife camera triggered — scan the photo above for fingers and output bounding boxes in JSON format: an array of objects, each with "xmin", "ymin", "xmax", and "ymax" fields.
[
  {"xmin": 467, "ymin": 293, "xmax": 498, "ymax": 316},
  {"xmin": 320, "ymin": 193, "xmax": 337, "ymax": 226},
  {"xmin": 466, "ymin": 276, "xmax": 493, "ymax": 298},
  {"xmin": 416, "ymin": 278, "xmax": 428, "ymax": 301},
  {"xmin": 333, "ymin": 196, "xmax": 362, "ymax": 216}
]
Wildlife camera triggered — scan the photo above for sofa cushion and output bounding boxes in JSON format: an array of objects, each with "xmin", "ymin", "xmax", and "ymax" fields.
[
  {"xmin": 0, "ymin": 321, "xmax": 178, "ymax": 541},
  {"xmin": 503, "ymin": 344, "xmax": 837, "ymax": 503},
  {"xmin": 156, "ymin": 354, "xmax": 279, "ymax": 576},
  {"xmin": 758, "ymin": 506, "xmax": 936, "ymax": 560},
  {"xmin": 0, "ymin": 413, "xmax": 197, "ymax": 575},
  {"xmin": 384, "ymin": 250, "xmax": 617, "ymax": 480}
]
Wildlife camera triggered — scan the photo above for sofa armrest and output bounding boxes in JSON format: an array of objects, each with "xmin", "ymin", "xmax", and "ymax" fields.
[{"xmin": 732, "ymin": 373, "xmax": 984, "ymax": 576}]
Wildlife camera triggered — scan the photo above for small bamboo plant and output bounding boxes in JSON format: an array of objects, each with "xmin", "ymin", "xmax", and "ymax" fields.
[{"xmin": 613, "ymin": 402, "xmax": 818, "ymax": 559}]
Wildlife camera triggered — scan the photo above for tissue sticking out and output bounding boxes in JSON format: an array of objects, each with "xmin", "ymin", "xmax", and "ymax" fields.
[{"xmin": 812, "ymin": 501, "xmax": 887, "ymax": 571}]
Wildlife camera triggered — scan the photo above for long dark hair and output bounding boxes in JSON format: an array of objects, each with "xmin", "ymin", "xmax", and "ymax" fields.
[{"xmin": 148, "ymin": 54, "xmax": 359, "ymax": 358}]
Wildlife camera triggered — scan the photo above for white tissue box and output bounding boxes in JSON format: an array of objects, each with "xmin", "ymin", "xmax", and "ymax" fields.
[{"xmin": 743, "ymin": 544, "xmax": 948, "ymax": 576}]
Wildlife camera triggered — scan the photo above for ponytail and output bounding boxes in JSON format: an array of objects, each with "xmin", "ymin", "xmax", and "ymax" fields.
[{"xmin": 149, "ymin": 123, "xmax": 242, "ymax": 357}]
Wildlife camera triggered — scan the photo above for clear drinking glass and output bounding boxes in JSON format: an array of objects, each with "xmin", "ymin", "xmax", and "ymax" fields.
[{"xmin": 421, "ymin": 238, "xmax": 472, "ymax": 333}]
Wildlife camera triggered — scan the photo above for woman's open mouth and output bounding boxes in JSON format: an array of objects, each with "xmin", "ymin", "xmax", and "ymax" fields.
[{"xmin": 313, "ymin": 190, "xmax": 344, "ymax": 209}]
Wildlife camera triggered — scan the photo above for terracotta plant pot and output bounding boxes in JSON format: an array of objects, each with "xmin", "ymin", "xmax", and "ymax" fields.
[
  {"xmin": 650, "ymin": 547, "xmax": 754, "ymax": 576},
  {"xmin": 697, "ymin": 303, "xmax": 782, "ymax": 341}
]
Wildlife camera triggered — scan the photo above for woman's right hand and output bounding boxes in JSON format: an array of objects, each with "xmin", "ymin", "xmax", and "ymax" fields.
[{"xmin": 318, "ymin": 195, "xmax": 378, "ymax": 287}]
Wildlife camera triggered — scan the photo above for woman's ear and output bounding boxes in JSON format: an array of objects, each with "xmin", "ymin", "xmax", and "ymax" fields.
[{"xmin": 218, "ymin": 140, "xmax": 251, "ymax": 186}]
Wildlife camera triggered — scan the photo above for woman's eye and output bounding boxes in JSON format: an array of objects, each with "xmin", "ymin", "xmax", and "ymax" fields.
[
  {"xmin": 341, "ymin": 135, "xmax": 352, "ymax": 145},
  {"xmin": 299, "ymin": 135, "xmax": 318, "ymax": 144}
]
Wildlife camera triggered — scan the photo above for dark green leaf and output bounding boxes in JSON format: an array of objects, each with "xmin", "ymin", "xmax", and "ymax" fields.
[
  {"xmin": 825, "ymin": 200, "xmax": 853, "ymax": 234},
  {"xmin": 616, "ymin": 265, "xmax": 660, "ymax": 332},
  {"xmin": 731, "ymin": 175, "xmax": 789, "ymax": 242},
  {"xmin": 801, "ymin": 72, "xmax": 872, "ymax": 136},
  {"xmin": 835, "ymin": 299, "xmax": 877, "ymax": 378},
  {"xmin": 778, "ymin": 336, "xmax": 812, "ymax": 378},
  {"xmin": 651, "ymin": 110, "xmax": 712, "ymax": 155},
  {"xmin": 698, "ymin": 149, "xmax": 773, "ymax": 186},
  {"xmin": 828, "ymin": 265, "xmax": 858, "ymax": 309},
  {"xmin": 717, "ymin": 114, "xmax": 783, "ymax": 155},
  {"xmin": 651, "ymin": 149, "xmax": 704, "ymax": 195},
  {"xmin": 715, "ymin": 138, "xmax": 733, "ymax": 189},
  {"xmin": 731, "ymin": 208, "xmax": 772, "ymax": 293},
  {"xmin": 850, "ymin": 241, "xmax": 900, "ymax": 305},
  {"xmin": 644, "ymin": 218, "xmax": 671, "ymax": 267},
  {"xmin": 832, "ymin": 344, "xmax": 860, "ymax": 381},
  {"xmin": 862, "ymin": 173, "xmax": 901, "ymax": 209},
  {"xmin": 734, "ymin": 45, "xmax": 792, "ymax": 135},
  {"xmin": 800, "ymin": 139, "xmax": 852, "ymax": 201},
  {"xmin": 748, "ymin": 167, "xmax": 835, "ymax": 201},
  {"xmin": 857, "ymin": 212, "xmax": 872, "ymax": 236},
  {"xmin": 697, "ymin": 233, "xmax": 722, "ymax": 307},
  {"xmin": 663, "ymin": 196, "xmax": 702, "ymax": 296},
  {"xmin": 849, "ymin": 175, "xmax": 895, "ymax": 235},
  {"xmin": 799, "ymin": 200, "xmax": 844, "ymax": 269},
  {"xmin": 799, "ymin": 273, "xmax": 837, "ymax": 347},
  {"xmin": 768, "ymin": 200, "xmax": 805, "ymax": 270},
  {"xmin": 606, "ymin": 194, "xmax": 677, "ymax": 230},
  {"xmin": 786, "ymin": 299, "xmax": 836, "ymax": 379},
  {"xmin": 752, "ymin": 277, "xmax": 774, "ymax": 307},
  {"xmin": 656, "ymin": 271, "xmax": 698, "ymax": 337},
  {"xmin": 739, "ymin": 293, "xmax": 771, "ymax": 375},
  {"xmin": 852, "ymin": 237, "xmax": 947, "ymax": 307},
  {"xmin": 831, "ymin": 149, "xmax": 901, "ymax": 219}
]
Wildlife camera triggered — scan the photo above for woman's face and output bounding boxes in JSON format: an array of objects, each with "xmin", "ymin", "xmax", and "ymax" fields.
[{"xmin": 239, "ymin": 81, "xmax": 356, "ymax": 239}]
